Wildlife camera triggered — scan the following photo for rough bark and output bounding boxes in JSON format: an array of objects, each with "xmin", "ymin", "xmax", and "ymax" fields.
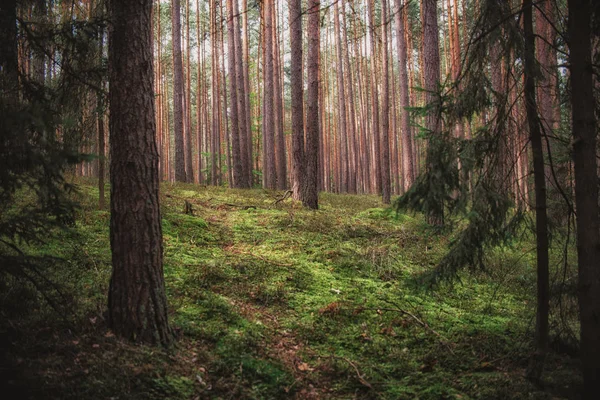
[
  {"xmin": 107, "ymin": 0, "xmax": 172, "ymax": 346},
  {"xmin": 303, "ymin": 0, "xmax": 320, "ymax": 209},
  {"xmin": 289, "ymin": 0, "xmax": 304, "ymax": 201},
  {"xmin": 568, "ymin": 0, "xmax": 600, "ymax": 394}
]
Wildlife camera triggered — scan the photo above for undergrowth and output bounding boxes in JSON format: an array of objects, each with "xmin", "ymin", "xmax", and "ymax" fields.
[{"xmin": 0, "ymin": 180, "xmax": 582, "ymax": 399}]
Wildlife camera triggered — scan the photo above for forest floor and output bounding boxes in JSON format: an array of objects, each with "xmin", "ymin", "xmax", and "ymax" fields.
[{"xmin": 0, "ymin": 180, "xmax": 582, "ymax": 399}]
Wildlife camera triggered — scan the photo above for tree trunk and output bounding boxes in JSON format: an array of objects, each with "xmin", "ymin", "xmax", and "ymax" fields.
[
  {"xmin": 395, "ymin": 0, "xmax": 415, "ymax": 192},
  {"xmin": 262, "ymin": 0, "xmax": 276, "ymax": 189},
  {"xmin": 273, "ymin": 5, "xmax": 287, "ymax": 189},
  {"xmin": 107, "ymin": 0, "xmax": 172, "ymax": 346},
  {"xmin": 227, "ymin": 0, "xmax": 243, "ymax": 187},
  {"xmin": 334, "ymin": 2, "xmax": 348, "ymax": 193},
  {"xmin": 172, "ymin": 0, "xmax": 186, "ymax": 182},
  {"xmin": 303, "ymin": 0, "xmax": 320, "ymax": 209},
  {"xmin": 380, "ymin": 0, "xmax": 391, "ymax": 204},
  {"xmin": 290, "ymin": 0, "xmax": 304, "ymax": 201},
  {"xmin": 368, "ymin": 0, "xmax": 382, "ymax": 194},
  {"xmin": 568, "ymin": 0, "xmax": 600, "ymax": 394},
  {"xmin": 523, "ymin": 0, "xmax": 549, "ymax": 382}
]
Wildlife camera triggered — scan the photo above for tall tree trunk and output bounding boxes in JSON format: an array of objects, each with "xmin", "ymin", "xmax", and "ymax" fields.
[
  {"xmin": 273, "ymin": 5, "xmax": 286, "ymax": 189},
  {"xmin": 233, "ymin": 0, "xmax": 250, "ymax": 188},
  {"xmin": 290, "ymin": 0, "xmax": 304, "ymax": 201},
  {"xmin": 380, "ymin": 0, "xmax": 391, "ymax": 204},
  {"xmin": 303, "ymin": 0, "xmax": 320, "ymax": 209},
  {"xmin": 184, "ymin": 0, "xmax": 194, "ymax": 182},
  {"xmin": 334, "ymin": 2, "xmax": 348, "ymax": 193},
  {"xmin": 242, "ymin": 0, "xmax": 253, "ymax": 185},
  {"xmin": 227, "ymin": 0, "xmax": 243, "ymax": 187},
  {"xmin": 210, "ymin": 0, "xmax": 221, "ymax": 185},
  {"xmin": 172, "ymin": 0, "xmax": 186, "ymax": 182},
  {"xmin": 341, "ymin": 1, "xmax": 358, "ymax": 194},
  {"xmin": 395, "ymin": 0, "xmax": 415, "ymax": 192},
  {"xmin": 422, "ymin": 0, "xmax": 442, "ymax": 224},
  {"xmin": 368, "ymin": 0, "xmax": 382, "ymax": 194},
  {"xmin": 523, "ymin": 0, "xmax": 549, "ymax": 382},
  {"xmin": 262, "ymin": 0, "xmax": 276, "ymax": 189},
  {"xmin": 107, "ymin": 0, "xmax": 172, "ymax": 346},
  {"xmin": 196, "ymin": 0, "xmax": 204, "ymax": 184},
  {"xmin": 568, "ymin": 0, "xmax": 600, "ymax": 394}
]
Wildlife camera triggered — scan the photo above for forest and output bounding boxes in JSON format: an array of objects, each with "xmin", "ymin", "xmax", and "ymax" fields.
[{"xmin": 0, "ymin": 0, "xmax": 599, "ymax": 398}]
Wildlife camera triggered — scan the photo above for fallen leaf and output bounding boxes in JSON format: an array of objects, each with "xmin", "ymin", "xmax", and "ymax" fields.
[{"xmin": 297, "ymin": 362, "xmax": 313, "ymax": 372}]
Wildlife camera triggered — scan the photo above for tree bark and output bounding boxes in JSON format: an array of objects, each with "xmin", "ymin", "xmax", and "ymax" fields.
[
  {"xmin": 227, "ymin": 0, "xmax": 243, "ymax": 187},
  {"xmin": 395, "ymin": 0, "xmax": 415, "ymax": 192},
  {"xmin": 523, "ymin": 0, "xmax": 549, "ymax": 382},
  {"xmin": 290, "ymin": 0, "xmax": 304, "ymax": 201},
  {"xmin": 380, "ymin": 0, "xmax": 391, "ymax": 204},
  {"xmin": 368, "ymin": 0, "xmax": 382, "ymax": 194},
  {"xmin": 172, "ymin": 0, "xmax": 186, "ymax": 182},
  {"xmin": 568, "ymin": 0, "xmax": 600, "ymax": 394},
  {"xmin": 107, "ymin": 0, "xmax": 172, "ymax": 346},
  {"xmin": 303, "ymin": 0, "xmax": 320, "ymax": 209},
  {"xmin": 262, "ymin": 0, "xmax": 276, "ymax": 189}
]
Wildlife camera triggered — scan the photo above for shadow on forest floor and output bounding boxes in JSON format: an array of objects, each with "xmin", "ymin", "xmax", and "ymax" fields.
[{"xmin": 0, "ymin": 180, "xmax": 583, "ymax": 399}]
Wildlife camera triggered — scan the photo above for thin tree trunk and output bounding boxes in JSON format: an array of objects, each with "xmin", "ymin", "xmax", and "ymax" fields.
[
  {"xmin": 227, "ymin": 0, "xmax": 243, "ymax": 187},
  {"xmin": 273, "ymin": 4, "xmax": 286, "ymax": 189},
  {"xmin": 368, "ymin": 0, "xmax": 381, "ymax": 194},
  {"xmin": 395, "ymin": 0, "xmax": 415, "ymax": 192},
  {"xmin": 523, "ymin": 0, "xmax": 549, "ymax": 382},
  {"xmin": 262, "ymin": 0, "xmax": 276, "ymax": 189},
  {"xmin": 380, "ymin": 0, "xmax": 391, "ymax": 204},
  {"xmin": 172, "ymin": 0, "xmax": 186, "ymax": 182},
  {"xmin": 334, "ymin": 2, "xmax": 348, "ymax": 193}
]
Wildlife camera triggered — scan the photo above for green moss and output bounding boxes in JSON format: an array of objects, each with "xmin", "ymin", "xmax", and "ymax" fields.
[{"xmin": 2, "ymin": 179, "xmax": 581, "ymax": 399}]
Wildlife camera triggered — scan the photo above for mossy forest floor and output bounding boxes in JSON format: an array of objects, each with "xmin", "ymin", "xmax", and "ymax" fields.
[{"xmin": 0, "ymin": 180, "xmax": 582, "ymax": 399}]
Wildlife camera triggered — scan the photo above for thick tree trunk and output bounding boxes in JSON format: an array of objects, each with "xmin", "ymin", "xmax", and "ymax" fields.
[
  {"xmin": 568, "ymin": 0, "xmax": 600, "ymax": 395},
  {"xmin": 523, "ymin": 0, "xmax": 549, "ymax": 382},
  {"xmin": 289, "ymin": 0, "xmax": 304, "ymax": 201},
  {"xmin": 107, "ymin": 0, "xmax": 172, "ymax": 346},
  {"xmin": 303, "ymin": 0, "xmax": 320, "ymax": 209}
]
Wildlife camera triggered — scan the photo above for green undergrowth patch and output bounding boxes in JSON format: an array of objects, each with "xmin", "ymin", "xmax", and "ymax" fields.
[{"xmin": 1, "ymin": 180, "xmax": 582, "ymax": 399}]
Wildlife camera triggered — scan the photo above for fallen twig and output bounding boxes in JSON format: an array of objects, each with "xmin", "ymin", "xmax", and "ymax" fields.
[
  {"xmin": 370, "ymin": 300, "xmax": 455, "ymax": 354},
  {"xmin": 331, "ymin": 355, "xmax": 372, "ymax": 389},
  {"xmin": 273, "ymin": 190, "xmax": 293, "ymax": 205}
]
